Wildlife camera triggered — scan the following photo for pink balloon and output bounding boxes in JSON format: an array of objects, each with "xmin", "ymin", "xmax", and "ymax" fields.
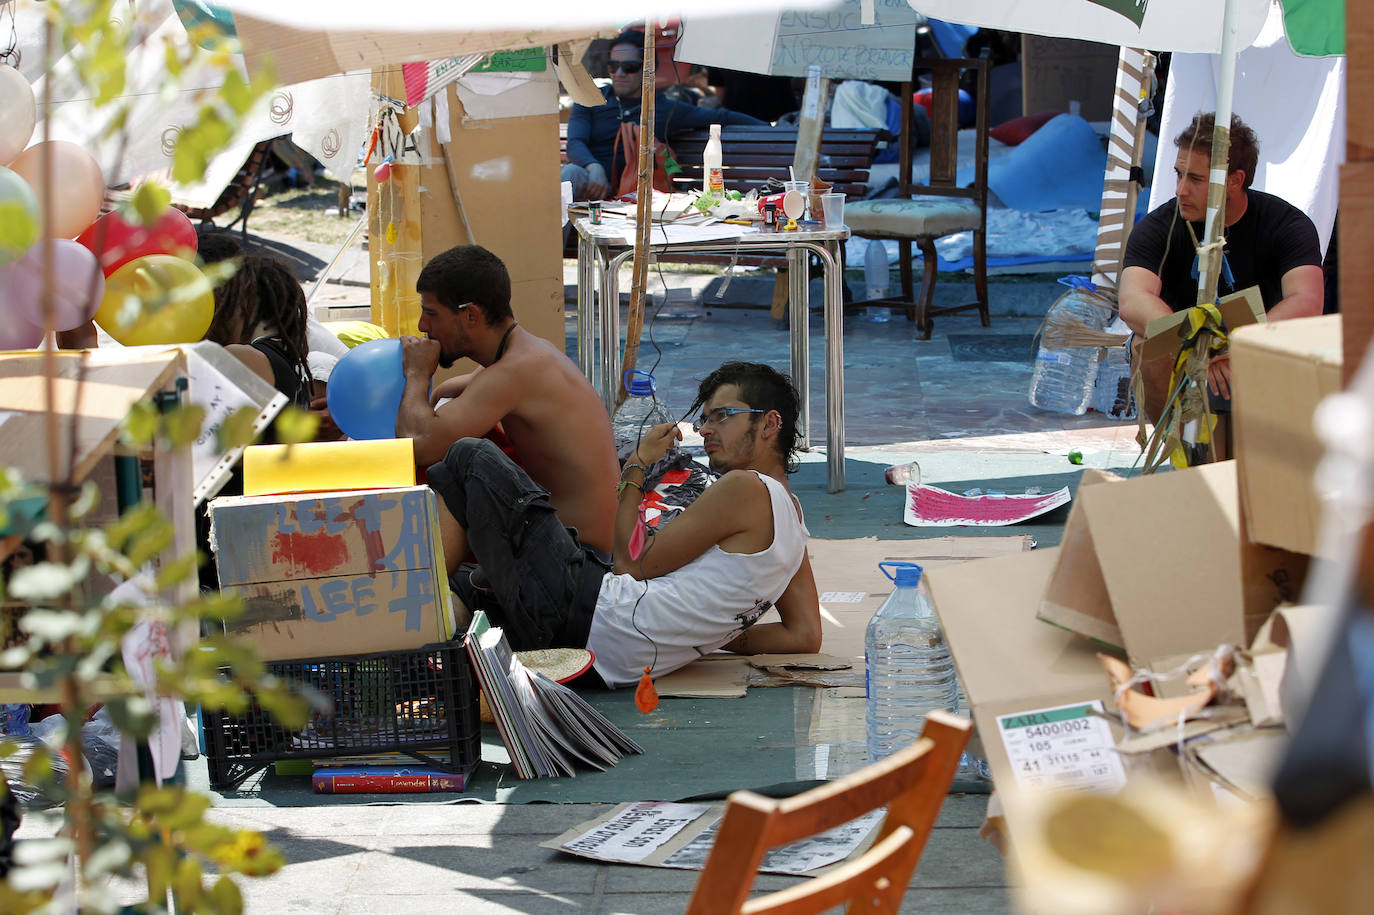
[
  {"xmin": 8, "ymin": 141, "xmax": 106, "ymax": 240},
  {"xmin": 0, "ymin": 284, "xmax": 43, "ymax": 348},
  {"xmin": 0, "ymin": 239, "xmax": 105, "ymax": 332}
]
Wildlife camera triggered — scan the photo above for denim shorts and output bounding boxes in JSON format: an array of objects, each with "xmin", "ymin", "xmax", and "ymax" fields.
[{"xmin": 426, "ymin": 438, "xmax": 608, "ymax": 651}]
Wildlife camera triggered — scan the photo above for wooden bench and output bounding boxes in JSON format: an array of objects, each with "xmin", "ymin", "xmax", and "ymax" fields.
[
  {"xmin": 559, "ymin": 123, "xmax": 884, "ymax": 200},
  {"xmin": 667, "ymin": 125, "xmax": 883, "ymax": 201}
]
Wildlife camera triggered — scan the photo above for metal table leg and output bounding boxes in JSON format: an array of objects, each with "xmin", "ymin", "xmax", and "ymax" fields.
[
  {"xmin": 601, "ymin": 250, "xmax": 633, "ymax": 415},
  {"xmin": 576, "ymin": 232, "xmax": 595, "ymax": 381},
  {"xmin": 787, "ymin": 247, "xmax": 810, "ymax": 447},
  {"xmin": 820, "ymin": 239, "xmax": 846, "ymax": 493}
]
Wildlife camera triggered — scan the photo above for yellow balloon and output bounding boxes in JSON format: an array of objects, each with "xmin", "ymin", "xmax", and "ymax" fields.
[{"xmin": 94, "ymin": 254, "xmax": 213, "ymax": 346}]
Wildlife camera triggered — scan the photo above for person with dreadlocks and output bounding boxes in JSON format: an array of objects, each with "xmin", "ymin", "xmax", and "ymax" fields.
[
  {"xmin": 215, "ymin": 254, "xmax": 314, "ymax": 409},
  {"xmin": 1121, "ymin": 112, "xmax": 1324, "ymax": 422},
  {"xmin": 199, "ymin": 231, "xmax": 346, "ymax": 439},
  {"xmin": 426, "ymin": 360, "xmax": 821, "ymax": 688}
]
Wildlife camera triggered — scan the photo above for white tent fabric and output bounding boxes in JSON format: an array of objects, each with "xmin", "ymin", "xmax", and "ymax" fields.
[
  {"xmin": 219, "ymin": 0, "xmax": 837, "ymax": 85},
  {"xmin": 10, "ymin": 0, "xmax": 371, "ymax": 206},
  {"xmin": 907, "ymin": 0, "xmax": 1270, "ymax": 54},
  {"xmin": 1148, "ymin": 1, "xmax": 1345, "ymax": 254}
]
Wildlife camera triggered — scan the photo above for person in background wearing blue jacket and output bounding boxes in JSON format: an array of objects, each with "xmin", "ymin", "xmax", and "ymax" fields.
[{"xmin": 561, "ymin": 28, "xmax": 767, "ymax": 201}]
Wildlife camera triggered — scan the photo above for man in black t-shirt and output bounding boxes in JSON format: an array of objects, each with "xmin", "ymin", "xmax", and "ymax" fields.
[{"xmin": 1121, "ymin": 113, "xmax": 1323, "ymax": 418}]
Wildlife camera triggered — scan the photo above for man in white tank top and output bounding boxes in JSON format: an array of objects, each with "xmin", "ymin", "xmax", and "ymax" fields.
[{"xmin": 428, "ymin": 361, "xmax": 822, "ymax": 687}]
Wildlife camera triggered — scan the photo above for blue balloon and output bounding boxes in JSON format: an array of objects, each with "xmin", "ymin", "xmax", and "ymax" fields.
[{"xmin": 326, "ymin": 338, "xmax": 406, "ymax": 441}]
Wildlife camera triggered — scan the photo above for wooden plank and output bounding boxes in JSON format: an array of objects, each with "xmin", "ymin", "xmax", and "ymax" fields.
[
  {"xmin": 792, "ymin": 75, "xmax": 831, "ymax": 186},
  {"xmin": 1346, "ymin": 3, "xmax": 1372, "ymax": 381},
  {"xmin": 1341, "ymin": 161, "xmax": 1374, "ymax": 385},
  {"xmin": 1349, "ymin": 8, "xmax": 1373, "ymax": 158}
]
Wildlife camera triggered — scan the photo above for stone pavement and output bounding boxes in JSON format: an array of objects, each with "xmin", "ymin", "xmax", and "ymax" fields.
[{"xmin": 13, "ymin": 237, "xmax": 1148, "ymax": 912}]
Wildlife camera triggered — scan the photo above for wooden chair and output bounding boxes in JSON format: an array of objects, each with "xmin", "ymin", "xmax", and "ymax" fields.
[
  {"xmin": 684, "ymin": 711, "xmax": 972, "ymax": 915},
  {"xmin": 173, "ymin": 136, "xmax": 279, "ymax": 240},
  {"xmin": 844, "ymin": 54, "xmax": 991, "ymax": 339}
]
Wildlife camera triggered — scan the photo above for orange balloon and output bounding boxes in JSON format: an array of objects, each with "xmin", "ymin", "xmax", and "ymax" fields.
[
  {"xmin": 9, "ymin": 140, "xmax": 106, "ymax": 240},
  {"xmin": 94, "ymin": 254, "xmax": 213, "ymax": 346}
]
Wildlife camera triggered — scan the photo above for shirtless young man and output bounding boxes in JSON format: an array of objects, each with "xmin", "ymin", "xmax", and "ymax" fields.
[{"xmin": 396, "ymin": 245, "xmax": 619, "ymax": 555}]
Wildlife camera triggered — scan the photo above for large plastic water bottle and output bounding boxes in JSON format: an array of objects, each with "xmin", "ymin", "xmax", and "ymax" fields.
[
  {"xmin": 863, "ymin": 239, "xmax": 891, "ymax": 323},
  {"xmin": 1092, "ymin": 342, "xmax": 1137, "ymax": 420},
  {"xmin": 612, "ymin": 369, "xmax": 672, "ymax": 461},
  {"xmin": 865, "ymin": 562, "xmax": 988, "ymax": 781},
  {"xmin": 1028, "ymin": 278, "xmax": 1113, "ymax": 415}
]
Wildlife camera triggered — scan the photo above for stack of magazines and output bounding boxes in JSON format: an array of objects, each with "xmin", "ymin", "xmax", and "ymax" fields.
[{"xmin": 464, "ymin": 611, "xmax": 643, "ymax": 779}]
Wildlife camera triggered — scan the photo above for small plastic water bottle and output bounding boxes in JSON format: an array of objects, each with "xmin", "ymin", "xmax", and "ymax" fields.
[
  {"xmin": 865, "ymin": 562, "xmax": 988, "ymax": 782},
  {"xmin": 612, "ymin": 369, "xmax": 672, "ymax": 462},
  {"xmin": 863, "ymin": 239, "xmax": 890, "ymax": 323}
]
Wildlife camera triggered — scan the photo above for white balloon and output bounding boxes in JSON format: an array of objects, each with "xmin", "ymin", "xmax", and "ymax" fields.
[{"xmin": 0, "ymin": 66, "xmax": 36, "ymax": 166}]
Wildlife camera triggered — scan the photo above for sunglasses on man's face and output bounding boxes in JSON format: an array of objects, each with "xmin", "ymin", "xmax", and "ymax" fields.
[{"xmin": 609, "ymin": 60, "xmax": 643, "ymax": 75}]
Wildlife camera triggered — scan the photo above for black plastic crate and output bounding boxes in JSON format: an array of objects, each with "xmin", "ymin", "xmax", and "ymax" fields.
[{"xmin": 203, "ymin": 641, "xmax": 480, "ymax": 790}]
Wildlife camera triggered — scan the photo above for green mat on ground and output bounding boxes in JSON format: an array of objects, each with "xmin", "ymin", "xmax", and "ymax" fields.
[{"xmin": 197, "ymin": 686, "xmax": 816, "ymax": 806}]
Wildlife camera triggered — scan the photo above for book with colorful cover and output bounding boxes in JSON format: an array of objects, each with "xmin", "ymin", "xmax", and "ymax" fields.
[{"xmin": 311, "ymin": 765, "xmax": 471, "ymax": 794}]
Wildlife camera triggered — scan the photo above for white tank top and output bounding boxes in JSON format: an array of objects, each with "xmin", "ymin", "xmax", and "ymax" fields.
[{"xmin": 588, "ymin": 471, "xmax": 808, "ymax": 688}]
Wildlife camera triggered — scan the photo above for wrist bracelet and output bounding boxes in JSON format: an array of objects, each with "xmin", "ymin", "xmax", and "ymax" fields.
[
  {"xmin": 617, "ymin": 478, "xmax": 644, "ymax": 496},
  {"xmin": 621, "ymin": 462, "xmax": 648, "ymax": 479}
]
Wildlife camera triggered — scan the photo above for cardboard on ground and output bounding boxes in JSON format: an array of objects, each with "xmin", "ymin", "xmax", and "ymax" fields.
[
  {"xmin": 1230, "ymin": 314, "xmax": 1343, "ymax": 558},
  {"xmin": 1138, "ymin": 285, "xmax": 1265, "ymax": 365},
  {"xmin": 209, "ymin": 485, "xmax": 454, "ymax": 660},
  {"xmin": 1036, "ymin": 461, "xmax": 1307, "ymax": 671},
  {"xmin": 655, "ymin": 535, "xmax": 1034, "ymax": 698}
]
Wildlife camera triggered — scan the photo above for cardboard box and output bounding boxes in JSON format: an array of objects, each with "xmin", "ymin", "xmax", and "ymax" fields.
[
  {"xmin": 927, "ymin": 549, "xmax": 1125, "ymax": 818},
  {"xmin": 929, "ymin": 547, "xmax": 1286, "ymax": 847},
  {"xmin": 209, "ymin": 486, "xmax": 454, "ymax": 660},
  {"xmin": 1020, "ymin": 35, "xmax": 1119, "ymax": 123},
  {"xmin": 1231, "ymin": 315, "xmax": 1343, "ymax": 557},
  {"xmin": 1036, "ymin": 461, "xmax": 1308, "ymax": 669}
]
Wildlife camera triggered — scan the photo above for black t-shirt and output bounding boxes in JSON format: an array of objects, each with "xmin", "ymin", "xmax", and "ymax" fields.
[{"xmin": 1122, "ymin": 189, "xmax": 1322, "ymax": 312}]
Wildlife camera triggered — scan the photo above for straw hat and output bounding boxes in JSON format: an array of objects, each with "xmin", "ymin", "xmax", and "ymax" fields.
[{"xmin": 478, "ymin": 647, "xmax": 595, "ymax": 723}]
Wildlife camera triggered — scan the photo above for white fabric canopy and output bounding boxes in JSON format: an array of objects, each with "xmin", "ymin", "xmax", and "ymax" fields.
[
  {"xmin": 1148, "ymin": 2, "xmax": 1345, "ymax": 254},
  {"xmin": 219, "ymin": 0, "xmax": 836, "ymax": 85},
  {"xmin": 10, "ymin": 0, "xmax": 371, "ymax": 205},
  {"xmin": 907, "ymin": 0, "xmax": 1271, "ymax": 54}
]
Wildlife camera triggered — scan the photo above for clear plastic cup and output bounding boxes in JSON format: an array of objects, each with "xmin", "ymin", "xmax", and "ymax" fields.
[
  {"xmin": 884, "ymin": 461, "xmax": 921, "ymax": 486},
  {"xmin": 820, "ymin": 193, "xmax": 845, "ymax": 228},
  {"xmin": 782, "ymin": 180, "xmax": 809, "ymax": 218}
]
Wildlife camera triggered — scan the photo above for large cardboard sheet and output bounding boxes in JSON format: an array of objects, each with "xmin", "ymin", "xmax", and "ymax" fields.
[{"xmin": 656, "ymin": 535, "xmax": 1033, "ymax": 697}]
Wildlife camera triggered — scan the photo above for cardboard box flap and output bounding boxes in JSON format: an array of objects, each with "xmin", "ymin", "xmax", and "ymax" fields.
[
  {"xmin": 1037, "ymin": 469, "xmax": 1124, "ymax": 650},
  {"xmin": 1140, "ymin": 285, "xmax": 1265, "ymax": 364},
  {"xmin": 1079, "ymin": 462, "xmax": 1250, "ymax": 668},
  {"xmin": 928, "ymin": 548, "xmax": 1112, "ymax": 712}
]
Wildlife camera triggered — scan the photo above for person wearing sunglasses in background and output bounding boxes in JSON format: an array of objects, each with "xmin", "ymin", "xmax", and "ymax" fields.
[
  {"xmin": 560, "ymin": 27, "xmax": 767, "ymax": 202},
  {"xmin": 427, "ymin": 360, "xmax": 821, "ymax": 687}
]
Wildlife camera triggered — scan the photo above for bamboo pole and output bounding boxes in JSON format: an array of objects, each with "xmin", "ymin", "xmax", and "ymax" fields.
[
  {"xmin": 618, "ymin": 28, "xmax": 656, "ymax": 410},
  {"xmin": 368, "ymin": 69, "xmax": 425, "ymax": 337}
]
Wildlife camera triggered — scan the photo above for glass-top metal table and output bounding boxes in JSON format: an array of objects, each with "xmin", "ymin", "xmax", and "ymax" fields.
[{"xmin": 572, "ymin": 217, "xmax": 850, "ymax": 492}]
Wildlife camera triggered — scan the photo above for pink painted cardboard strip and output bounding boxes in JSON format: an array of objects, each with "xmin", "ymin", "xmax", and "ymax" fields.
[{"xmin": 903, "ymin": 484, "xmax": 1072, "ymax": 527}]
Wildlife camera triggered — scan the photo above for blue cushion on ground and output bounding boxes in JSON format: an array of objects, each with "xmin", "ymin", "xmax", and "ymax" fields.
[{"xmin": 985, "ymin": 114, "xmax": 1107, "ymax": 212}]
